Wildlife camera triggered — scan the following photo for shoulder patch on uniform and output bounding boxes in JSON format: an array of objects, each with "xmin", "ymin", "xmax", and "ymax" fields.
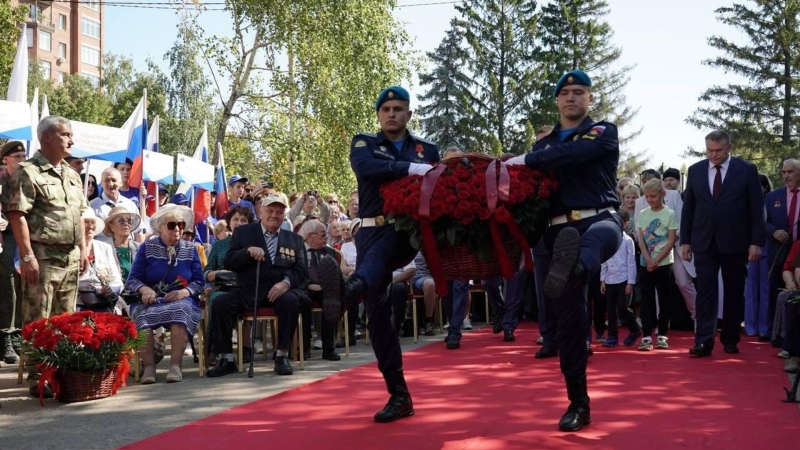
[
  {"xmin": 354, "ymin": 139, "xmax": 367, "ymax": 148},
  {"xmin": 582, "ymin": 125, "xmax": 606, "ymax": 140}
]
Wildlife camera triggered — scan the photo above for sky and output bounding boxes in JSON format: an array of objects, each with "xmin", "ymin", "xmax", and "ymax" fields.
[{"xmin": 105, "ymin": 0, "xmax": 739, "ymax": 173}]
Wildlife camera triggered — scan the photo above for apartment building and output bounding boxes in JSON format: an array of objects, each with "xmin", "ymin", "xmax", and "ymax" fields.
[{"xmin": 12, "ymin": 0, "xmax": 104, "ymax": 87}]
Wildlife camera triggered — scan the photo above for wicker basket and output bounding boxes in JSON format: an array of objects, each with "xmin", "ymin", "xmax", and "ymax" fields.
[
  {"xmin": 55, "ymin": 368, "xmax": 116, "ymax": 403},
  {"xmin": 427, "ymin": 229, "xmax": 523, "ymax": 281}
]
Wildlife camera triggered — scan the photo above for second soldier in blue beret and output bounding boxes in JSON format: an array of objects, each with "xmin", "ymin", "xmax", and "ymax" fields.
[
  {"xmin": 506, "ymin": 69, "xmax": 623, "ymax": 432},
  {"xmin": 343, "ymin": 85, "xmax": 440, "ymax": 423}
]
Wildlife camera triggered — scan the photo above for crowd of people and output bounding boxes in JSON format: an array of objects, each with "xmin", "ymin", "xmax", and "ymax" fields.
[{"xmin": 0, "ymin": 69, "xmax": 793, "ymax": 433}]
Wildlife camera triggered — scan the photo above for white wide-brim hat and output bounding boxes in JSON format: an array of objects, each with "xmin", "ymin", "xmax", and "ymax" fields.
[
  {"xmin": 81, "ymin": 209, "xmax": 105, "ymax": 237},
  {"xmin": 149, "ymin": 204, "xmax": 194, "ymax": 236}
]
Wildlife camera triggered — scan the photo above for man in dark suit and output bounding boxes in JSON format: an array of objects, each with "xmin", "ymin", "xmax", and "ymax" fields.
[
  {"xmin": 681, "ymin": 130, "xmax": 766, "ymax": 356},
  {"xmin": 297, "ymin": 218, "xmax": 342, "ymax": 362},
  {"xmin": 764, "ymin": 160, "xmax": 800, "ymax": 340},
  {"xmin": 207, "ymin": 194, "xmax": 309, "ymax": 377}
]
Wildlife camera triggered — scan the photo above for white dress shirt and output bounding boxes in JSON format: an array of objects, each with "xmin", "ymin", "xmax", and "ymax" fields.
[
  {"xmin": 89, "ymin": 192, "xmax": 138, "ymax": 220},
  {"xmin": 708, "ymin": 155, "xmax": 731, "ymax": 193}
]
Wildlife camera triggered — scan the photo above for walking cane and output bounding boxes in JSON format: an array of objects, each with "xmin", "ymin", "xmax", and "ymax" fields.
[{"xmin": 248, "ymin": 260, "xmax": 261, "ymax": 378}]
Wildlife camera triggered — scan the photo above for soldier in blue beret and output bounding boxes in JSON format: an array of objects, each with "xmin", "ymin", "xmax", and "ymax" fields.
[
  {"xmin": 344, "ymin": 85, "xmax": 440, "ymax": 423},
  {"xmin": 506, "ymin": 69, "xmax": 623, "ymax": 432}
]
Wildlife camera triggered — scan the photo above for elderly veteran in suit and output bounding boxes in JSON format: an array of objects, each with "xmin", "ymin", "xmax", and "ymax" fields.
[
  {"xmin": 207, "ymin": 194, "xmax": 309, "ymax": 377},
  {"xmin": 681, "ymin": 130, "xmax": 766, "ymax": 357}
]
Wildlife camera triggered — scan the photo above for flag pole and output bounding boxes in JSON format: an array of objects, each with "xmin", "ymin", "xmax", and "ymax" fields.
[{"xmin": 83, "ymin": 159, "xmax": 91, "ymax": 194}]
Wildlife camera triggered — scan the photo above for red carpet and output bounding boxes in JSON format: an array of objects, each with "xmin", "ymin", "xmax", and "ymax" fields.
[{"xmin": 121, "ymin": 323, "xmax": 800, "ymax": 450}]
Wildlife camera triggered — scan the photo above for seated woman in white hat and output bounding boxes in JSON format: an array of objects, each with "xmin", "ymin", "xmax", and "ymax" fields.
[
  {"xmin": 77, "ymin": 209, "xmax": 124, "ymax": 313},
  {"xmin": 125, "ymin": 204, "xmax": 205, "ymax": 384}
]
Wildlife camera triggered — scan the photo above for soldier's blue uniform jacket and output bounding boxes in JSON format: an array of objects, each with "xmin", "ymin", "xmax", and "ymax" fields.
[
  {"xmin": 525, "ymin": 116, "xmax": 619, "ymax": 217},
  {"xmin": 350, "ymin": 131, "xmax": 440, "ymax": 218}
]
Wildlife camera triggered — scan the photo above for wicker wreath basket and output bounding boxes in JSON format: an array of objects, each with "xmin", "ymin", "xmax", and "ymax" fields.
[
  {"xmin": 425, "ymin": 228, "xmax": 523, "ymax": 281},
  {"xmin": 55, "ymin": 368, "xmax": 116, "ymax": 403}
]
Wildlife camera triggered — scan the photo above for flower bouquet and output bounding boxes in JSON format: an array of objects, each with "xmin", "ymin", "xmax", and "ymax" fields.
[
  {"xmin": 381, "ymin": 154, "xmax": 557, "ymax": 295},
  {"xmin": 21, "ymin": 311, "xmax": 144, "ymax": 405}
]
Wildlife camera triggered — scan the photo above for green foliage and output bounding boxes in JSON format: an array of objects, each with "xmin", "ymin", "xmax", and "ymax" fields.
[
  {"xmin": 687, "ymin": 1, "xmax": 800, "ymax": 178},
  {"xmin": 0, "ymin": 1, "xmax": 26, "ymax": 94}
]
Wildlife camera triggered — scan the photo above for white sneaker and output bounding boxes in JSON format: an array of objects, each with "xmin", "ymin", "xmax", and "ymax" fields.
[
  {"xmin": 462, "ymin": 318, "xmax": 473, "ymax": 330},
  {"xmin": 313, "ymin": 339, "xmax": 323, "ymax": 350},
  {"xmin": 254, "ymin": 339, "xmax": 264, "ymax": 354},
  {"xmin": 184, "ymin": 343, "xmax": 193, "ymax": 356},
  {"xmin": 536, "ymin": 336, "xmax": 544, "ymax": 345},
  {"xmin": 354, "ymin": 329, "xmax": 362, "ymax": 338},
  {"xmin": 232, "ymin": 330, "xmax": 238, "ymax": 343}
]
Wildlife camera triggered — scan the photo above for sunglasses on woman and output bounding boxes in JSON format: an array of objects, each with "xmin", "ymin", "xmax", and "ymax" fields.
[
  {"xmin": 166, "ymin": 221, "xmax": 187, "ymax": 231},
  {"xmin": 115, "ymin": 217, "xmax": 134, "ymax": 225}
]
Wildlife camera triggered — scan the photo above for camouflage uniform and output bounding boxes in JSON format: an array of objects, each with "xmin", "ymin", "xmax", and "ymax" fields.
[
  {"xmin": 0, "ymin": 171, "xmax": 20, "ymax": 332},
  {"xmin": 7, "ymin": 151, "xmax": 87, "ymax": 380}
]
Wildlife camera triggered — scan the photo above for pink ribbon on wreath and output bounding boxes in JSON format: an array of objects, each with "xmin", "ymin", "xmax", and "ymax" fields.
[
  {"xmin": 419, "ymin": 164, "xmax": 450, "ymax": 298},
  {"xmin": 485, "ymin": 160, "xmax": 533, "ymax": 276}
]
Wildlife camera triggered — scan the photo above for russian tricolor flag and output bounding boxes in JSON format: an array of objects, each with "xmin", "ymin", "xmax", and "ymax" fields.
[
  {"xmin": 214, "ymin": 142, "xmax": 229, "ymax": 220},
  {"xmin": 123, "ymin": 92, "xmax": 148, "ymax": 189},
  {"xmin": 192, "ymin": 126, "xmax": 212, "ymax": 226}
]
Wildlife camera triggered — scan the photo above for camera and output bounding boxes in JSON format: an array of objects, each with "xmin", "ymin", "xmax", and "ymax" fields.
[
  {"xmin": 264, "ymin": 181, "xmax": 274, "ymax": 189},
  {"xmin": 307, "ymin": 189, "xmax": 317, "ymax": 197}
]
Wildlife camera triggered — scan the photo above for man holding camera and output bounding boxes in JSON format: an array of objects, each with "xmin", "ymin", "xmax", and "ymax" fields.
[
  {"xmin": 345, "ymin": 86, "xmax": 439, "ymax": 423},
  {"xmin": 289, "ymin": 189, "xmax": 331, "ymax": 224}
]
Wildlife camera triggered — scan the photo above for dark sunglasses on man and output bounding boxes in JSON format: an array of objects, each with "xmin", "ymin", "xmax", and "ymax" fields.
[
  {"xmin": 167, "ymin": 221, "xmax": 187, "ymax": 231},
  {"xmin": 327, "ymin": 200, "xmax": 338, "ymax": 205}
]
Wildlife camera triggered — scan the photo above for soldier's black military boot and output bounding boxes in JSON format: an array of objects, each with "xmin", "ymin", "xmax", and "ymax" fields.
[
  {"xmin": 558, "ymin": 374, "xmax": 591, "ymax": 432},
  {"xmin": 374, "ymin": 369, "xmax": 414, "ymax": 423},
  {"xmin": 544, "ymin": 227, "xmax": 585, "ymax": 299},
  {"xmin": 1, "ymin": 331, "xmax": 19, "ymax": 364},
  {"xmin": 343, "ymin": 275, "xmax": 367, "ymax": 307}
]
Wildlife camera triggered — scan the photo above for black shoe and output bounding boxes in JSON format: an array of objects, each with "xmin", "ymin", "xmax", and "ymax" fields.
[
  {"xmin": 303, "ymin": 350, "xmax": 311, "ymax": 360},
  {"xmin": 207, "ymin": 358, "xmax": 238, "ymax": 377},
  {"xmin": 492, "ymin": 321, "xmax": 503, "ymax": 334},
  {"xmin": 274, "ymin": 355, "xmax": 293, "ymax": 375},
  {"xmin": 689, "ymin": 344, "xmax": 712, "ymax": 357},
  {"xmin": 544, "ymin": 227, "xmax": 584, "ymax": 299},
  {"xmin": 492, "ymin": 310, "xmax": 505, "ymax": 334},
  {"xmin": 535, "ymin": 346, "xmax": 559, "ymax": 359},
  {"xmin": 242, "ymin": 348, "xmax": 252, "ymax": 364},
  {"xmin": 758, "ymin": 334, "xmax": 771, "ymax": 342},
  {"xmin": 445, "ymin": 334, "xmax": 461, "ymax": 349},
  {"xmin": 503, "ymin": 330, "xmax": 515, "ymax": 342},
  {"xmin": 374, "ymin": 369, "xmax": 414, "ymax": 423},
  {"xmin": 343, "ymin": 275, "xmax": 367, "ymax": 307},
  {"xmin": 319, "ymin": 256, "xmax": 343, "ymax": 323},
  {"xmin": 558, "ymin": 375, "xmax": 591, "ymax": 432},
  {"xmin": 423, "ymin": 321, "xmax": 436, "ymax": 336},
  {"xmin": 335, "ymin": 337, "xmax": 355, "ymax": 348},
  {"xmin": 723, "ymin": 344, "xmax": 739, "ymax": 354},
  {"xmin": 322, "ymin": 350, "xmax": 341, "ymax": 361},
  {"xmin": 29, "ymin": 383, "xmax": 54, "ymax": 399}
]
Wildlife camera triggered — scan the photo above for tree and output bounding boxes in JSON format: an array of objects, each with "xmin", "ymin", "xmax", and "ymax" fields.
[
  {"xmin": 417, "ymin": 21, "xmax": 475, "ymax": 150},
  {"xmin": 102, "ymin": 54, "xmax": 169, "ymax": 129},
  {"xmin": 0, "ymin": 1, "xmax": 26, "ymax": 94},
  {"xmin": 687, "ymin": 1, "xmax": 800, "ymax": 175},
  {"xmin": 454, "ymin": 0, "xmax": 541, "ymax": 155}
]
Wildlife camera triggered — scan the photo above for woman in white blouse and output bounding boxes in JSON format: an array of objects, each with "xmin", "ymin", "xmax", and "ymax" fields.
[{"xmin": 77, "ymin": 209, "xmax": 124, "ymax": 313}]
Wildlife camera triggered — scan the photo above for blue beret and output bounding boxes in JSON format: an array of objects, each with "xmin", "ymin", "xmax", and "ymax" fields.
[
  {"xmin": 375, "ymin": 86, "xmax": 410, "ymax": 111},
  {"xmin": 554, "ymin": 70, "xmax": 592, "ymax": 97}
]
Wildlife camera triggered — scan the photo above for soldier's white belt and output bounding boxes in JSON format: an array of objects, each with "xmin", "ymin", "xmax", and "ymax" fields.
[
  {"xmin": 360, "ymin": 216, "xmax": 395, "ymax": 227},
  {"xmin": 550, "ymin": 207, "xmax": 615, "ymax": 226}
]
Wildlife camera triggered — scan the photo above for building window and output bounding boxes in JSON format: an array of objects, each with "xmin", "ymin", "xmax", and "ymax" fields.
[
  {"xmin": 58, "ymin": 14, "xmax": 67, "ymax": 30},
  {"xmin": 82, "ymin": 71, "xmax": 100, "ymax": 88},
  {"xmin": 39, "ymin": 61, "xmax": 51, "ymax": 79},
  {"xmin": 28, "ymin": 4, "xmax": 40, "ymax": 21},
  {"xmin": 58, "ymin": 43, "xmax": 67, "ymax": 59},
  {"xmin": 84, "ymin": 0, "xmax": 100, "ymax": 11},
  {"xmin": 81, "ymin": 45, "xmax": 100, "ymax": 66},
  {"xmin": 39, "ymin": 30, "xmax": 51, "ymax": 51},
  {"xmin": 57, "ymin": 72, "xmax": 64, "ymax": 84},
  {"xmin": 81, "ymin": 17, "xmax": 100, "ymax": 39},
  {"xmin": 25, "ymin": 28, "xmax": 33, "ymax": 48}
]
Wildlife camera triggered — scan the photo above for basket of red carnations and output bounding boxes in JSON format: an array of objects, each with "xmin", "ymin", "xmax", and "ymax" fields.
[
  {"xmin": 21, "ymin": 311, "xmax": 143, "ymax": 405},
  {"xmin": 381, "ymin": 154, "xmax": 557, "ymax": 295}
]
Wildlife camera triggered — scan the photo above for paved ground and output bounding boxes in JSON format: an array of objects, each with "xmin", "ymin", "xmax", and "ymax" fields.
[{"xmin": 0, "ymin": 325, "xmax": 467, "ymax": 450}]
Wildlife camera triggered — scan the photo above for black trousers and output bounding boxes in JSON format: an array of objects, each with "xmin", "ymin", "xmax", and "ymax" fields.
[
  {"xmin": 589, "ymin": 272, "xmax": 606, "ymax": 336},
  {"xmin": 605, "ymin": 281, "xmax": 640, "ymax": 338},
  {"xmin": 694, "ymin": 246, "xmax": 747, "ymax": 348},
  {"xmin": 640, "ymin": 264, "xmax": 674, "ymax": 337},
  {"xmin": 211, "ymin": 288, "xmax": 301, "ymax": 354},
  {"xmin": 301, "ymin": 291, "xmax": 336, "ymax": 352},
  {"xmin": 389, "ymin": 281, "xmax": 409, "ymax": 334}
]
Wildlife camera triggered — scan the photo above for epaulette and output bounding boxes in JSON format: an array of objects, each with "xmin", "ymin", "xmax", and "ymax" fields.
[
  {"xmin": 410, "ymin": 134, "xmax": 437, "ymax": 146},
  {"xmin": 356, "ymin": 132, "xmax": 377, "ymax": 138}
]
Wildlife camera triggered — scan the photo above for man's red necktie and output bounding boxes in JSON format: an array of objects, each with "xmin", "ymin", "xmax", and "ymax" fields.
[
  {"xmin": 789, "ymin": 189, "xmax": 798, "ymax": 241},
  {"xmin": 712, "ymin": 165, "xmax": 722, "ymax": 200}
]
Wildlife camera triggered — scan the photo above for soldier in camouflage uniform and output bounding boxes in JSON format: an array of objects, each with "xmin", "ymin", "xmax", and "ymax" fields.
[
  {"xmin": 0, "ymin": 141, "xmax": 27, "ymax": 365},
  {"xmin": 7, "ymin": 116, "xmax": 89, "ymax": 396}
]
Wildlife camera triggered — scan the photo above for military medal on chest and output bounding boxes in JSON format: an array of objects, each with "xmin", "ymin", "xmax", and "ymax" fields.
[{"xmin": 416, "ymin": 144, "xmax": 424, "ymax": 159}]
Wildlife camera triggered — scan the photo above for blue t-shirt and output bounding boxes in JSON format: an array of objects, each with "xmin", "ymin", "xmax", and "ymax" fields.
[
  {"xmin": 559, "ymin": 127, "xmax": 577, "ymax": 143},
  {"xmin": 392, "ymin": 140, "xmax": 404, "ymax": 153}
]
